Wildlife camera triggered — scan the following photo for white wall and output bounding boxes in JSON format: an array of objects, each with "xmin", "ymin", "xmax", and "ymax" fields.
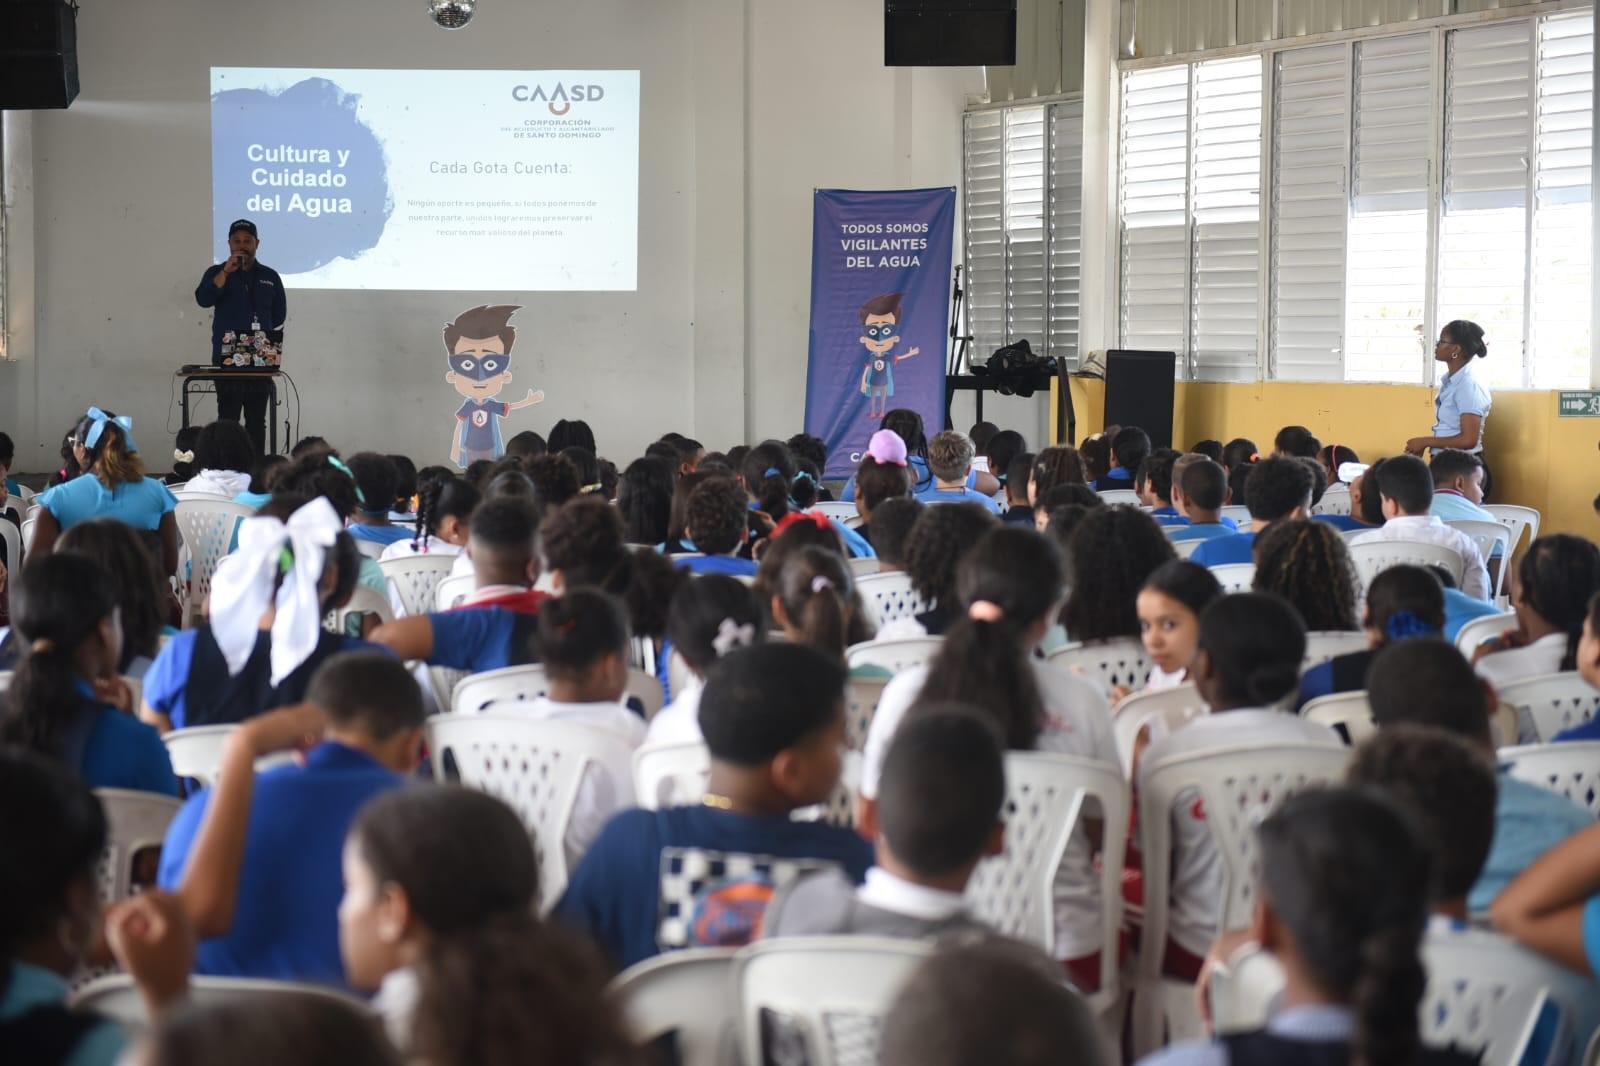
[{"xmin": 1, "ymin": 0, "xmax": 988, "ymax": 473}]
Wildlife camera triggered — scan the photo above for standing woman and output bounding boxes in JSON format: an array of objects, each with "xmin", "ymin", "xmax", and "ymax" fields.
[{"xmin": 1406, "ymin": 320, "xmax": 1492, "ymax": 481}]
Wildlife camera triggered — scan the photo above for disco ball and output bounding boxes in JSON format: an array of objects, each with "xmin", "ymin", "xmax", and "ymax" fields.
[{"xmin": 427, "ymin": 0, "xmax": 475, "ymax": 28}]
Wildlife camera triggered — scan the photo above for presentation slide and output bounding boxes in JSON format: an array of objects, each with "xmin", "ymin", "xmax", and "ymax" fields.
[{"xmin": 209, "ymin": 68, "xmax": 640, "ymax": 291}]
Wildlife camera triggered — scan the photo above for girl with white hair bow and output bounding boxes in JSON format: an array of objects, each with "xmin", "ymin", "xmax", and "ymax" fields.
[{"xmin": 138, "ymin": 496, "xmax": 378, "ymax": 733}]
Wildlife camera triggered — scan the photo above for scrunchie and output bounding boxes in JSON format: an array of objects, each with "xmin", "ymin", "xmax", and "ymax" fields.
[
  {"xmin": 866, "ymin": 429, "xmax": 908, "ymax": 467},
  {"xmin": 173, "ymin": 449, "xmax": 196, "ymax": 464},
  {"xmin": 1384, "ymin": 610, "xmax": 1439, "ymax": 642},
  {"xmin": 968, "ymin": 600, "xmax": 1004, "ymax": 622},
  {"xmin": 209, "ymin": 497, "xmax": 345, "ymax": 684},
  {"xmin": 711, "ymin": 617, "xmax": 756, "ymax": 657},
  {"xmin": 84, "ymin": 406, "xmax": 137, "ymax": 453},
  {"xmin": 811, "ymin": 575, "xmax": 834, "ymax": 594}
]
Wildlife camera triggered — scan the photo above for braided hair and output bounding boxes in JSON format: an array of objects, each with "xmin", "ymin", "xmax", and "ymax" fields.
[{"xmin": 411, "ymin": 472, "xmax": 481, "ymax": 553}]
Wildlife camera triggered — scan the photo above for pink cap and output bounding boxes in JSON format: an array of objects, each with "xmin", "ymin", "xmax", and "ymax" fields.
[{"xmin": 866, "ymin": 429, "xmax": 908, "ymax": 466}]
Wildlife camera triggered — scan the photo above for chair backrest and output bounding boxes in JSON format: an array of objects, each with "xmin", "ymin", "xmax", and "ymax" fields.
[
  {"xmin": 1348, "ymin": 538, "xmax": 1466, "ymax": 593},
  {"xmin": 854, "ymin": 571, "xmax": 927, "ymax": 629},
  {"xmin": 173, "ymin": 498, "xmax": 255, "ymax": 627},
  {"xmin": 1311, "ymin": 486, "xmax": 1351, "ymax": 516},
  {"xmin": 434, "ymin": 572, "xmax": 477, "ymax": 610},
  {"xmin": 20, "ymin": 513, "xmax": 38, "ymax": 553},
  {"xmin": 452, "ymin": 662, "xmax": 663, "ymax": 719},
  {"xmin": 1044, "ymin": 637, "xmax": 1151, "ymax": 695},
  {"xmin": 634, "ymin": 740, "xmax": 712, "ymax": 810},
  {"xmin": 323, "ymin": 583, "xmax": 395, "ymax": 634},
  {"xmin": 1208, "ymin": 562, "xmax": 1256, "ymax": 593},
  {"xmin": 1456, "ymin": 611, "xmax": 1518, "ymax": 657},
  {"xmin": 1112, "ymin": 683, "xmax": 1209, "ymax": 776},
  {"xmin": 1498, "ymin": 672, "xmax": 1600, "ymax": 744},
  {"xmin": 1301, "ymin": 630, "xmax": 1370, "ymax": 672},
  {"xmin": 1172, "ymin": 537, "xmax": 1204, "ymax": 559},
  {"xmin": 0, "ymin": 517, "xmax": 20, "ymax": 574},
  {"xmin": 162, "ymin": 725, "xmax": 297, "ymax": 787},
  {"xmin": 72, "ymin": 973, "xmax": 371, "ymax": 1031},
  {"xmin": 732, "ymin": 936, "xmax": 935, "ymax": 1066},
  {"xmin": 353, "ymin": 537, "xmax": 386, "ymax": 560},
  {"xmin": 0, "ymin": 670, "xmax": 10, "ymax": 694},
  {"xmin": 1447, "ymin": 519, "xmax": 1513, "ymax": 600},
  {"xmin": 844, "ymin": 676, "xmax": 888, "ymax": 752},
  {"xmin": 1098, "ymin": 489, "xmax": 1140, "ymax": 504},
  {"xmin": 844, "ymin": 636, "xmax": 944, "ymax": 677},
  {"xmin": 1220, "ymin": 505, "xmax": 1252, "ymax": 526},
  {"xmin": 424, "ymin": 714, "xmax": 636, "ymax": 911},
  {"xmin": 1501, "ymin": 742, "xmax": 1600, "ymax": 817},
  {"xmin": 378, "ymin": 553, "xmax": 458, "ymax": 617},
  {"xmin": 1136, "ymin": 743, "xmax": 1351, "ymax": 1004},
  {"xmin": 1483, "ymin": 503, "xmax": 1541, "ymax": 557},
  {"xmin": 812, "ymin": 502, "xmax": 859, "ymax": 524},
  {"xmin": 965, "ymin": 752, "xmax": 1129, "ymax": 1012},
  {"xmin": 846, "ymin": 556, "xmax": 879, "ymax": 578},
  {"xmin": 93, "ymin": 789, "xmax": 183, "ymax": 904},
  {"xmin": 1299, "ymin": 691, "xmax": 1376, "ymax": 743},
  {"xmin": 610, "ymin": 948, "xmax": 738, "ymax": 1066}
]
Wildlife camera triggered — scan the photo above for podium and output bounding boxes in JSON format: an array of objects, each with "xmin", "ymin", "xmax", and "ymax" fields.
[{"xmin": 175, "ymin": 368, "xmax": 282, "ymax": 456}]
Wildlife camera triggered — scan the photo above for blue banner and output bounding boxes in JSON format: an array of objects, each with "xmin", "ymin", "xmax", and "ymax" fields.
[{"xmin": 805, "ymin": 188, "xmax": 955, "ymax": 480}]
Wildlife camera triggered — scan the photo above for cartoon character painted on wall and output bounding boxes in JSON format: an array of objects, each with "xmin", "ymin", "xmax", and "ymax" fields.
[
  {"xmin": 857, "ymin": 292, "xmax": 920, "ymax": 419},
  {"xmin": 443, "ymin": 303, "xmax": 545, "ymax": 469}
]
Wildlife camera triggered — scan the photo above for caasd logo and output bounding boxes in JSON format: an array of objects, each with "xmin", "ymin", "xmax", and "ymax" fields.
[{"xmin": 510, "ymin": 82, "xmax": 605, "ymax": 115}]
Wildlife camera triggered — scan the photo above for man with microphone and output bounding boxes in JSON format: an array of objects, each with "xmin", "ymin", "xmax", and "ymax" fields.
[{"xmin": 195, "ymin": 219, "xmax": 286, "ymax": 455}]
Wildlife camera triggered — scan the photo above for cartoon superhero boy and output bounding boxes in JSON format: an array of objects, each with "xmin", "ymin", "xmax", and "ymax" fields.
[
  {"xmin": 857, "ymin": 292, "xmax": 919, "ymax": 419},
  {"xmin": 443, "ymin": 303, "xmax": 544, "ymax": 469}
]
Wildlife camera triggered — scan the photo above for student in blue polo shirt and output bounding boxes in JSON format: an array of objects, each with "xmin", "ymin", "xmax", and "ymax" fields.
[
  {"xmin": 1137, "ymin": 449, "xmax": 1188, "ymax": 526},
  {"xmin": 368, "ymin": 495, "xmax": 546, "ymax": 674},
  {"xmin": 1, "ymin": 554, "xmax": 177, "ymax": 796},
  {"xmin": 556, "ymin": 643, "xmax": 873, "ymax": 969},
  {"xmin": 140, "ymin": 495, "xmax": 379, "ymax": 733},
  {"xmin": 1091, "ymin": 425, "xmax": 1150, "ymax": 492},
  {"xmin": 158, "ymin": 651, "xmax": 426, "ymax": 984},
  {"xmin": 1168, "ymin": 458, "xmax": 1238, "ymax": 544},
  {"xmin": 913, "ymin": 432, "xmax": 1002, "ymax": 515},
  {"xmin": 675, "ymin": 476, "xmax": 758, "ymax": 577},
  {"xmin": 343, "ymin": 452, "xmax": 413, "ymax": 549},
  {"xmin": 1190, "ymin": 456, "xmax": 1315, "ymax": 568}
]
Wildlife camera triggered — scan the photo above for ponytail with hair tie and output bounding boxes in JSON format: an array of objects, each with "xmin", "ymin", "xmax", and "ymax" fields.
[
  {"xmin": 810, "ymin": 575, "xmax": 834, "ymax": 594},
  {"xmin": 711, "ymin": 617, "xmax": 756, "ymax": 657},
  {"xmin": 967, "ymin": 600, "xmax": 1004, "ymax": 623},
  {"xmin": 30, "ymin": 638, "xmax": 56, "ymax": 654},
  {"xmin": 1383, "ymin": 610, "xmax": 1437, "ymax": 642}
]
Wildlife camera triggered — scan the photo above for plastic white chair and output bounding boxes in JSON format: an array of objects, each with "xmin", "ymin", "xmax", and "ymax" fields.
[
  {"xmin": 1220, "ymin": 505, "xmax": 1252, "ymax": 526},
  {"xmin": 854, "ymin": 571, "xmax": 927, "ymax": 629},
  {"xmin": 1348, "ymin": 539, "xmax": 1467, "ymax": 593},
  {"xmin": 1483, "ymin": 504, "xmax": 1541, "ymax": 558},
  {"xmin": 1502, "ymin": 742, "xmax": 1600, "ymax": 817},
  {"xmin": 451, "ymin": 662, "xmax": 664, "ymax": 719},
  {"xmin": 425, "ymin": 714, "xmax": 636, "ymax": 912},
  {"xmin": 93, "ymin": 789, "xmax": 183, "ymax": 904},
  {"xmin": 846, "ymin": 556, "xmax": 879, "ymax": 578},
  {"xmin": 610, "ymin": 948, "xmax": 738, "ymax": 1066},
  {"xmin": 1299, "ymin": 691, "xmax": 1376, "ymax": 743},
  {"xmin": 323, "ymin": 583, "xmax": 395, "ymax": 634},
  {"xmin": 162, "ymin": 725, "xmax": 297, "ymax": 787},
  {"xmin": 434, "ymin": 572, "xmax": 476, "ymax": 610},
  {"xmin": 1499, "ymin": 672, "xmax": 1600, "ymax": 744},
  {"xmin": 1132, "ymin": 742, "xmax": 1351, "ymax": 1057},
  {"xmin": 1301, "ymin": 630, "xmax": 1369, "ymax": 672},
  {"xmin": 352, "ymin": 537, "xmax": 386, "ymax": 560},
  {"xmin": 844, "ymin": 676, "xmax": 888, "ymax": 751},
  {"xmin": 1456, "ymin": 612, "xmax": 1518, "ymax": 657},
  {"xmin": 1448, "ymin": 519, "xmax": 1513, "ymax": 599},
  {"xmin": 1045, "ymin": 637, "xmax": 1151, "ymax": 696},
  {"xmin": 1112, "ymin": 682, "xmax": 1209, "ymax": 776},
  {"xmin": 1311, "ymin": 486, "xmax": 1351, "ymax": 516},
  {"xmin": 965, "ymin": 752, "xmax": 1129, "ymax": 1014},
  {"xmin": 1208, "ymin": 562, "xmax": 1256, "ymax": 593},
  {"xmin": 634, "ymin": 740, "xmax": 712, "ymax": 810},
  {"xmin": 844, "ymin": 636, "xmax": 943, "ymax": 676},
  {"xmin": 732, "ymin": 936, "xmax": 935, "ymax": 1066},
  {"xmin": 379, "ymin": 553, "xmax": 458, "ymax": 617},
  {"xmin": 1098, "ymin": 489, "xmax": 1140, "ymax": 505},
  {"xmin": 72, "ymin": 973, "xmax": 371, "ymax": 1031},
  {"xmin": 0, "ymin": 670, "xmax": 10, "ymax": 693},
  {"xmin": 1172, "ymin": 537, "xmax": 1203, "ymax": 559},
  {"xmin": 173, "ymin": 498, "xmax": 255, "ymax": 628},
  {"xmin": 20, "ymin": 513, "xmax": 38, "ymax": 553},
  {"xmin": 812, "ymin": 502, "xmax": 859, "ymax": 524},
  {"xmin": 0, "ymin": 516, "xmax": 20, "ymax": 573}
]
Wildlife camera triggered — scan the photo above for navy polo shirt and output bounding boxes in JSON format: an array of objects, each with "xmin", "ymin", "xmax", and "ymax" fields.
[
  {"xmin": 428, "ymin": 606, "xmax": 540, "ymax": 673},
  {"xmin": 157, "ymin": 742, "xmax": 405, "ymax": 984},
  {"xmin": 194, "ymin": 263, "xmax": 287, "ymax": 365},
  {"xmin": 1313, "ymin": 513, "xmax": 1367, "ymax": 533},
  {"xmin": 675, "ymin": 554, "xmax": 759, "ymax": 578}
]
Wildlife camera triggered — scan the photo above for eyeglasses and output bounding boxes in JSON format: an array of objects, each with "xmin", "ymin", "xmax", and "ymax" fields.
[{"xmin": 864, "ymin": 324, "xmax": 899, "ymax": 340}]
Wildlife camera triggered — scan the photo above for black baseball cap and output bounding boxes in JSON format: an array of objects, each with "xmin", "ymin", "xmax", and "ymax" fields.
[{"xmin": 228, "ymin": 219, "xmax": 258, "ymax": 237}]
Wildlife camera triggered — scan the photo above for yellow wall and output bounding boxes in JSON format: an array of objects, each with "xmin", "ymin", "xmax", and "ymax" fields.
[{"xmin": 1056, "ymin": 378, "xmax": 1600, "ymax": 538}]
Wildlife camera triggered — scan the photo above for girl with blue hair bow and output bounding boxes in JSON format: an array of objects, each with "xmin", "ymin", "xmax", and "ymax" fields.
[{"xmin": 31, "ymin": 408, "xmax": 179, "ymax": 575}]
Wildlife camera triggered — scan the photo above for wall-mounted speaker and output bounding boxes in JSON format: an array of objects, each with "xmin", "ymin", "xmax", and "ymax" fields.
[
  {"xmin": 885, "ymin": 0, "xmax": 1016, "ymax": 67},
  {"xmin": 1104, "ymin": 349, "xmax": 1177, "ymax": 450},
  {"xmin": 0, "ymin": 1, "xmax": 80, "ymax": 110}
]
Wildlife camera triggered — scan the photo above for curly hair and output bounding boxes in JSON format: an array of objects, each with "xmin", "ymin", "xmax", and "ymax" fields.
[
  {"xmin": 538, "ymin": 497, "xmax": 685, "ymax": 638},
  {"xmin": 1031, "ymin": 445, "xmax": 1088, "ymax": 501},
  {"xmin": 1251, "ymin": 518, "xmax": 1361, "ymax": 632},
  {"xmin": 525, "ymin": 453, "xmax": 580, "ymax": 514},
  {"xmin": 1059, "ymin": 506, "xmax": 1175, "ymax": 641},
  {"xmin": 856, "ymin": 454, "xmax": 913, "ymax": 512},
  {"xmin": 272, "ymin": 451, "xmax": 360, "ymax": 519},
  {"xmin": 901, "ymin": 502, "xmax": 999, "ymax": 608},
  {"xmin": 685, "ymin": 476, "xmax": 748, "ymax": 556},
  {"xmin": 1077, "ymin": 436, "xmax": 1111, "ymax": 483}
]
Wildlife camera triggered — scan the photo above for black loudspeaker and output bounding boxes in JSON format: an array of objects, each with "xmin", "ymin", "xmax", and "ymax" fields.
[
  {"xmin": 885, "ymin": 0, "xmax": 1016, "ymax": 67},
  {"xmin": 0, "ymin": 1, "xmax": 80, "ymax": 110},
  {"xmin": 1104, "ymin": 349, "xmax": 1177, "ymax": 450}
]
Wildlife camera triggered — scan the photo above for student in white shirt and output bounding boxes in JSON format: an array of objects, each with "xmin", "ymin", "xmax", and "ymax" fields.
[
  {"xmin": 1350, "ymin": 454, "xmax": 1490, "ymax": 601},
  {"xmin": 1474, "ymin": 534, "xmax": 1600, "ymax": 696},
  {"xmin": 645, "ymin": 575, "xmax": 766, "ymax": 748},
  {"xmin": 1112, "ymin": 560, "xmax": 1223, "ymax": 706},
  {"xmin": 861, "ymin": 525, "xmax": 1117, "ymax": 991},
  {"xmin": 179, "ymin": 420, "xmax": 256, "ymax": 498},
  {"xmin": 484, "ymin": 588, "xmax": 643, "ymax": 870},
  {"xmin": 378, "ymin": 470, "xmax": 478, "ymax": 563},
  {"xmin": 1137, "ymin": 593, "xmax": 1341, "ymax": 981}
]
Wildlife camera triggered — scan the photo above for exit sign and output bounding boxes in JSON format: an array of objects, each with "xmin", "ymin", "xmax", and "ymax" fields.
[{"xmin": 1558, "ymin": 391, "xmax": 1600, "ymax": 417}]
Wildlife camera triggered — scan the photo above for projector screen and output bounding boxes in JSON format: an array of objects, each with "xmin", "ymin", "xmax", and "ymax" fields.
[{"xmin": 209, "ymin": 68, "xmax": 640, "ymax": 291}]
